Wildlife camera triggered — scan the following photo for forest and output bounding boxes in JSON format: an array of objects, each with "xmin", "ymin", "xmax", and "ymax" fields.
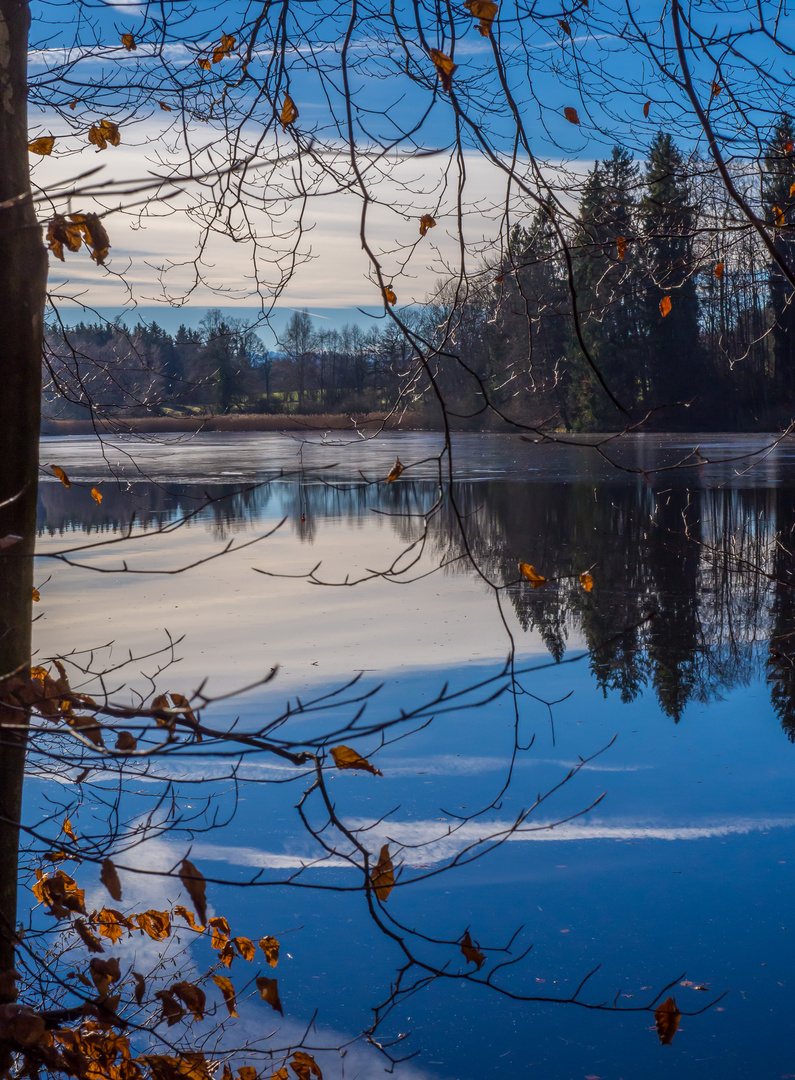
[{"xmin": 45, "ymin": 120, "xmax": 795, "ymax": 433}]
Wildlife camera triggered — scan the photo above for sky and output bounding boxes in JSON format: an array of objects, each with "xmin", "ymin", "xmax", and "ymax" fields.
[{"xmin": 26, "ymin": 0, "xmax": 792, "ymax": 326}]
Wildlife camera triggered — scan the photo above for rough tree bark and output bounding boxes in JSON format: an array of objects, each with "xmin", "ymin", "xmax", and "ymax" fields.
[{"xmin": 0, "ymin": 0, "xmax": 48, "ymax": 1006}]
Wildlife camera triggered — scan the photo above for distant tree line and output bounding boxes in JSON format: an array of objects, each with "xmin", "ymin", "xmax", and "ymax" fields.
[{"xmin": 44, "ymin": 120, "xmax": 795, "ymax": 431}]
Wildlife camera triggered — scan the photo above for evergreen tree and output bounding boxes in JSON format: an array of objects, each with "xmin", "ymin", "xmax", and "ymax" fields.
[
  {"xmin": 762, "ymin": 114, "xmax": 795, "ymax": 418},
  {"xmin": 571, "ymin": 146, "xmax": 644, "ymax": 426},
  {"xmin": 641, "ymin": 132, "xmax": 702, "ymax": 414}
]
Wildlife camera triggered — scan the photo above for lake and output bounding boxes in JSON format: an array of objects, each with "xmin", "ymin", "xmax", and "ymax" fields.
[{"xmin": 28, "ymin": 431, "xmax": 795, "ymax": 1080}]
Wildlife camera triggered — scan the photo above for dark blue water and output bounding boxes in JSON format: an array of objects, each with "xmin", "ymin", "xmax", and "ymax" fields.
[{"xmin": 26, "ymin": 432, "xmax": 795, "ymax": 1079}]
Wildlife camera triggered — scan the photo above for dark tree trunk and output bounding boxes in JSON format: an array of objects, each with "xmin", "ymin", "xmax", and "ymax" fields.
[{"xmin": 0, "ymin": 0, "xmax": 48, "ymax": 1013}]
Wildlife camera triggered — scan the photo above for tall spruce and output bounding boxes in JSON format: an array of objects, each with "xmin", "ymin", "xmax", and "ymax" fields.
[
  {"xmin": 762, "ymin": 114, "xmax": 795, "ymax": 418},
  {"xmin": 641, "ymin": 132, "xmax": 701, "ymax": 415},
  {"xmin": 572, "ymin": 146, "xmax": 644, "ymax": 426}
]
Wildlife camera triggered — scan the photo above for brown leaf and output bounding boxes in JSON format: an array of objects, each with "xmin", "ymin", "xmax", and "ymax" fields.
[
  {"xmin": 101, "ymin": 859, "xmax": 123, "ymax": 902},
  {"xmin": 174, "ymin": 904, "xmax": 204, "ymax": 932},
  {"xmin": 88, "ymin": 125, "xmax": 107, "ymax": 150},
  {"xmin": 714, "ymin": 261, "xmax": 724, "ymax": 281},
  {"xmin": 385, "ymin": 457, "xmax": 403, "ymax": 483},
  {"xmin": 419, "ymin": 213, "xmax": 436, "ymax": 236},
  {"xmin": 198, "ymin": 58, "xmax": 211, "ymax": 70},
  {"xmin": 73, "ymin": 918, "xmax": 105, "ymax": 953},
  {"xmin": 217, "ymin": 941, "xmax": 236, "ymax": 968},
  {"xmin": 256, "ymin": 976, "xmax": 283, "ymax": 1015},
  {"xmin": 238, "ymin": 1070, "xmax": 257, "ymax": 1080},
  {"xmin": 580, "ymin": 571, "xmax": 594, "ymax": 592},
  {"xmin": 212, "ymin": 32, "xmax": 236, "ymax": 63},
  {"xmin": 32, "ymin": 587, "xmax": 40, "ymax": 602},
  {"xmin": 212, "ymin": 974, "xmax": 238, "ymax": 1017},
  {"xmin": 0, "ymin": 1004, "xmax": 46, "ymax": 1047},
  {"xmin": 370, "ymin": 844, "xmax": 394, "ymax": 902},
  {"xmin": 115, "ymin": 730, "xmax": 137, "ymax": 752},
  {"xmin": 290, "ymin": 1053, "xmax": 322, "ymax": 1080},
  {"xmin": 132, "ymin": 971, "xmax": 145, "ymax": 1005},
  {"xmin": 155, "ymin": 990, "xmax": 185, "ymax": 1026},
  {"xmin": 557, "ymin": 18, "xmax": 571, "ymax": 34},
  {"xmin": 179, "ymin": 858, "xmax": 207, "ymax": 925},
  {"xmin": 331, "ymin": 745, "xmax": 383, "ymax": 776},
  {"xmin": 232, "ymin": 936, "xmax": 256, "ymax": 961},
  {"xmin": 790, "ymin": 180, "xmax": 795, "ymax": 198},
  {"xmin": 121, "ymin": 33, "xmax": 136, "ymax": 50},
  {"xmin": 159, "ymin": 101, "xmax": 172, "ymax": 111},
  {"xmin": 69, "ymin": 212, "xmax": 111, "ymax": 264},
  {"xmin": 643, "ymin": 100, "xmax": 651, "ymax": 118},
  {"xmin": 280, "ymin": 94, "xmax": 299, "ymax": 129},
  {"xmin": 654, "ymin": 996, "xmax": 681, "ymax": 1045},
  {"xmin": 774, "ymin": 205, "xmax": 786, "ymax": 227},
  {"xmin": 271, "ymin": 1071, "xmax": 290, "ymax": 1080},
  {"xmin": 29, "ymin": 136, "xmax": 55, "ymax": 155},
  {"xmin": 91, "ymin": 487, "xmax": 103, "ymax": 504},
  {"xmin": 51, "ymin": 465, "xmax": 71, "ymax": 487},
  {"xmin": 563, "ymin": 106, "xmax": 580, "ymax": 124},
  {"xmin": 62, "ymin": 817, "xmax": 77, "ymax": 842},
  {"xmin": 518, "ymin": 562, "xmax": 546, "ymax": 588},
  {"xmin": 134, "ymin": 910, "xmax": 171, "ymax": 941},
  {"xmin": 465, "ymin": 0, "xmax": 498, "ymax": 35},
  {"xmin": 429, "ymin": 48, "xmax": 457, "ymax": 91},
  {"xmin": 94, "ymin": 907, "xmax": 132, "ymax": 944},
  {"xmin": 89, "ymin": 955, "xmax": 121, "ymax": 997},
  {"xmin": 32, "ymin": 869, "xmax": 86, "ymax": 918},
  {"xmin": 460, "ymin": 929, "xmax": 485, "ymax": 969},
  {"xmin": 659, "ymin": 295, "xmax": 672, "ymax": 317},
  {"xmin": 171, "ymin": 981, "xmax": 206, "ymax": 1021},
  {"xmin": 383, "ymin": 285, "xmax": 397, "ymax": 306},
  {"xmin": 616, "ymin": 235, "xmax": 627, "ymax": 260},
  {"xmin": 710, "ymin": 79, "xmax": 721, "ymax": 97},
  {"xmin": 208, "ymin": 915, "xmax": 230, "ymax": 949},
  {"xmin": 259, "ymin": 935, "xmax": 279, "ymax": 967}
]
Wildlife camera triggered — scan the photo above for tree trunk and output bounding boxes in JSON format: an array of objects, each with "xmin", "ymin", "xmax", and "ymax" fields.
[{"xmin": 0, "ymin": 0, "xmax": 48, "ymax": 1008}]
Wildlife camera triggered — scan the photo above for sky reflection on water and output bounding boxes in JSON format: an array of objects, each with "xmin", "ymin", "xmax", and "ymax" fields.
[{"xmin": 28, "ymin": 432, "xmax": 795, "ymax": 1079}]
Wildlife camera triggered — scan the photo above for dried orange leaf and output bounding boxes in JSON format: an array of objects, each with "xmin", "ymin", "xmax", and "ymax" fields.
[
  {"xmin": 790, "ymin": 180, "xmax": 795, "ymax": 198},
  {"xmin": 383, "ymin": 285, "xmax": 397, "ymax": 306},
  {"xmin": 714, "ymin": 261, "xmax": 724, "ymax": 280},
  {"xmin": 385, "ymin": 457, "xmax": 404, "ymax": 483},
  {"xmin": 198, "ymin": 58, "xmax": 211, "ymax": 70},
  {"xmin": 579, "ymin": 571, "xmax": 594, "ymax": 592},
  {"xmin": 460, "ymin": 929, "xmax": 485, "ymax": 969},
  {"xmin": 280, "ymin": 94, "xmax": 299, "ymax": 129},
  {"xmin": 558, "ymin": 18, "xmax": 571, "ymax": 34},
  {"xmin": 62, "ymin": 817, "xmax": 77, "ymax": 842},
  {"xmin": 101, "ymin": 858, "xmax": 122, "ymax": 902},
  {"xmin": 419, "ymin": 213, "xmax": 436, "ymax": 236},
  {"xmin": 563, "ymin": 106, "xmax": 580, "ymax": 124},
  {"xmin": 28, "ymin": 136, "xmax": 55, "ymax": 156},
  {"xmin": 232, "ymin": 936, "xmax": 256, "ymax": 961},
  {"xmin": 89, "ymin": 955, "xmax": 121, "ymax": 996},
  {"xmin": 179, "ymin": 858, "xmax": 207, "ymax": 926},
  {"xmin": 710, "ymin": 80, "xmax": 721, "ymax": 97},
  {"xmin": 259, "ymin": 935, "xmax": 279, "ymax": 967},
  {"xmin": 208, "ymin": 915, "xmax": 230, "ymax": 949},
  {"xmin": 465, "ymin": 0, "xmax": 498, "ymax": 35},
  {"xmin": 290, "ymin": 1052, "xmax": 322, "ymax": 1080},
  {"xmin": 519, "ymin": 562, "xmax": 546, "ymax": 588},
  {"xmin": 88, "ymin": 125, "xmax": 107, "ymax": 150},
  {"xmin": 331, "ymin": 745, "xmax": 383, "ymax": 776},
  {"xmin": 134, "ymin": 909, "xmax": 171, "ymax": 941},
  {"xmin": 616, "ymin": 235, "xmax": 627, "ymax": 260},
  {"xmin": 212, "ymin": 974, "xmax": 238, "ymax": 1017},
  {"xmin": 174, "ymin": 904, "xmax": 204, "ymax": 932},
  {"xmin": 370, "ymin": 844, "xmax": 394, "ymax": 902},
  {"xmin": 212, "ymin": 32, "xmax": 236, "ymax": 63},
  {"xmin": 659, "ymin": 295, "xmax": 672, "ymax": 317},
  {"xmin": 94, "ymin": 907, "xmax": 132, "ymax": 944},
  {"xmin": 643, "ymin": 100, "xmax": 650, "ymax": 118},
  {"xmin": 774, "ymin": 205, "xmax": 786, "ymax": 226},
  {"xmin": 256, "ymin": 976, "xmax": 283, "ymax": 1015},
  {"xmin": 32, "ymin": 588, "xmax": 40, "ymax": 602},
  {"xmin": 51, "ymin": 465, "xmax": 71, "ymax": 488},
  {"xmin": 121, "ymin": 33, "xmax": 136, "ymax": 50},
  {"xmin": 91, "ymin": 487, "xmax": 102, "ymax": 504},
  {"xmin": 429, "ymin": 48, "xmax": 457, "ymax": 91},
  {"xmin": 159, "ymin": 100, "xmax": 172, "ymax": 111},
  {"xmin": 654, "ymin": 996, "xmax": 681, "ymax": 1045}
]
